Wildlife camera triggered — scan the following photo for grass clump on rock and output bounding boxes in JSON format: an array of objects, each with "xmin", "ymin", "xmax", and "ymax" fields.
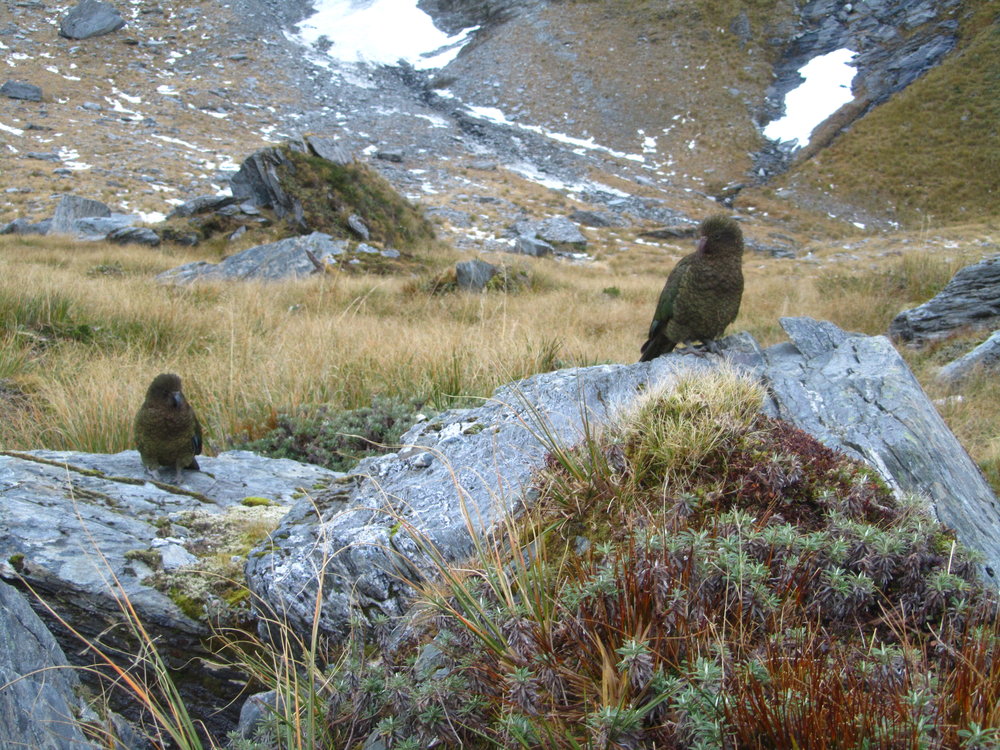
[{"xmin": 272, "ymin": 369, "xmax": 1000, "ymax": 748}]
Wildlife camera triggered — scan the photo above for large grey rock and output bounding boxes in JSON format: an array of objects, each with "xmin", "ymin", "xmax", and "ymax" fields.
[
  {"xmin": 72, "ymin": 214, "xmax": 139, "ymax": 240},
  {"xmin": 58, "ymin": 0, "xmax": 126, "ymax": 39},
  {"xmin": 166, "ymin": 194, "xmax": 238, "ymax": 219},
  {"xmin": 937, "ymin": 330, "xmax": 1000, "ymax": 386},
  {"xmin": 889, "ymin": 255, "xmax": 1000, "ymax": 345},
  {"xmin": 106, "ymin": 226, "xmax": 161, "ymax": 247},
  {"xmin": 512, "ymin": 235, "xmax": 553, "ymax": 257},
  {"xmin": 246, "ymin": 317, "xmax": 1000, "ymax": 644},
  {"xmin": 229, "ymin": 147, "xmax": 304, "ymax": 227},
  {"xmin": 305, "ymin": 135, "xmax": 353, "ymax": 166},
  {"xmin": 0, "ymin": 448, "xmax": 343, "ymax": 737},
  {"xmin": 156, "ymin": 232, "xmax": 347, "ymax": 284},
  {"xmin": 513, "ymin": 215, "xmax": 587, "ymax": 251},
  {"xmin": 0, "ymin": 579, "xmax": 103, "ymax": 749},
  {"xmin": 750, "ymin": 317, "xmax": 1000, "ymax": 581},
  {"xmin": 1, "ymin": 80, "xmax": 42, "ymax": 102},
  {"xmin": 1, "ymin": 217, "xmax": 50, "ymax": 235},
  {"xmin": 455, "ymin": 258, "xmax": 499, "ymax": 291},
  {"xmin": 48, "ymin": 196, "xmax": 111, "ymax": 235}
]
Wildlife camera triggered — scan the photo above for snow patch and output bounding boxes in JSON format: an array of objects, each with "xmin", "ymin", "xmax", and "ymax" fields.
[{"xmin": 764, "ymin": 48, "xmax": 857, "ymax": 148}]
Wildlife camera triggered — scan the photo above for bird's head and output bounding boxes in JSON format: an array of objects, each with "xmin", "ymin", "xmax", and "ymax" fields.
[
  {"xmin": 146, "ymin": 373, "xmax": 186, "ymax": 408},
  {"xmin": 698, "ymin": 215, "xmax": 744, "ymax": 256}
]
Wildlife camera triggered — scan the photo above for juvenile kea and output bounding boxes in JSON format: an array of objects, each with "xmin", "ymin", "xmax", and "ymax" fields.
[
  {"xmin": 134, "ymin": 373, "xmax": 202, "ymax": 483},
  {"xmin": 639, "ymin": 214, "xmax": 744, "ymax": 361}
]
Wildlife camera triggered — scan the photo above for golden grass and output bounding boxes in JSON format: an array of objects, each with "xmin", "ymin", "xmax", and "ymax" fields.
[{"xmin": 1, "ymin": 225, "xmax": 997, "ymax": 491}]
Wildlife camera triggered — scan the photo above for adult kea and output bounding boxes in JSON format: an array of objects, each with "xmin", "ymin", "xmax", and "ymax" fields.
[
  {"xmin": 134, "ymin": 373, "xmax": 202, "ymax": 483},
  {"xmin": 639, "ymin": 214, "xmax": 744, "ymax": 361}
]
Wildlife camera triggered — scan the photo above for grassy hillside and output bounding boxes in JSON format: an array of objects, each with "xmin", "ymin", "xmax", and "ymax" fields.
[
  {"xmin": 1, "ymin": 223, "xmax": 997, "ymax": 487},
  {"xmin": 768, "ymin": 2, "xmax": 1000, "ymax": 227}
]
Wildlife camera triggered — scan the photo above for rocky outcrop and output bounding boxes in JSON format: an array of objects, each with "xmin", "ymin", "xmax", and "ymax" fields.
[
  {"xmin": 245, "ymin": 317, "xmax": 1000, "ymax": 644},
  {"xmin": 229, "ymin": 147, "xmax": 304, "ymax": 227},
  {"xmin": 0, "ymin": 579, "xmax": 107, "ymax": 749},
  {"xmin": 455, "ymin": 258, "xmax": 499, "ymax": 291},
  {"xmin": 1, "ymin": 80, "xmax": 42, "ymax": 101},
  {"xmin": 48, "ymin": 195, "xmax": 111, "ymax": 235},
  {"xmin": 156, "ymin": 232, "xmax": 347, "ymax": 284},
  {"xmin": 937, "ymin": 330, "xmax": 1000, "ymax": 386},
  {"xmin": 58, "ymin": 0, "xmax": 126, "ymax": 40},
  {"xmin": 889, "ymin": 255, "xmax": 1000, "ymax": 345},
  {"xmin": 0, "ymin": 448, "xmax": 343, "ymax": 738}
]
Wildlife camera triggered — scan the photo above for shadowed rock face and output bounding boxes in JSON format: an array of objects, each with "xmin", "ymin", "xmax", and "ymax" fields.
[
  {"xmin": 889, "ymin": 255, "xmax": 1000, "ymax": 346},
  {"xmin": 245, "ymin": 317, "xmax": 1000, "ymax": 644}
]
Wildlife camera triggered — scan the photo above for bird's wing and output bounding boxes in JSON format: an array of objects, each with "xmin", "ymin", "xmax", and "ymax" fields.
[
  {"xmin": 192, "ymin": 413, "xmax": 203, "ymax": 456},
  {"xmin": 647, "ymin": 254, "xmax": 693, "ymax": 339}
]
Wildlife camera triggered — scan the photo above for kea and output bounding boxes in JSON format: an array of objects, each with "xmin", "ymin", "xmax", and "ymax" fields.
[
  {"xmin": 639, "ymin": 214, "xmax": 744, "ymax": 361},
  {"xmin": 134, "ymin": 373, "xmax": 202, "ymax": 483}
]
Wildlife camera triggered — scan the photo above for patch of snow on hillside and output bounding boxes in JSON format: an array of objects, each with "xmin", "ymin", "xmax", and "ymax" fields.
[
  {"xmin": 465, "ymin": 105, "xmax": 646, "ymax": 163},
  {"xmin": 0, "ymin": 122, "xmax": 24, "ymax": 136},
  {"xmin": 764, "ymin": 48, "xmax": 857, "ymax": 148},
  {"xmin": 291, "ymin": 0, "xmax": 478, "ymax": 69}
]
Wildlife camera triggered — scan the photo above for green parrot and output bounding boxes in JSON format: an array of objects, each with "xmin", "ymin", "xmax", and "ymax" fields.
[
  {"xmin": 639, "ymin": 215, "xmax": 745, "ymax": 361},
  {"xmin": 134, "ymin": 373, "xmax": 203, "ymax": 483}
]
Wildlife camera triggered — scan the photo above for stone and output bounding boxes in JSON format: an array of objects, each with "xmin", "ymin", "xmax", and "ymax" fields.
[
  {"xmin": 375, "ymin": 150, "xmax": 404, "ymax": 163},
  {"xmin": 59, "ymin": 0, "xmax": 126, "ymax": 40},
  {"xmin": 106, "ymin": 226, "xmax": 161, "ymax": 247},
  {"xmin": 640, "ymin": 224, "xmax": 699, "ymax": 240},
  {"xmin": 305, "ymin": 135, "xmax": 353, "ymax": 165},
  {"xmin": 455, "ymin": 258, "xmax": 499, "ymax": 291},
  {"xmin": 0, "ymin": 449, "xmax": 343, "ymax": 738},
  {"xmin": 512, "ymin": 235, "xmax": 554, "ymax": 257},
  {"xmin": 0, "ymin": 579, "xmax": 108, "ymax": 749},
  {"xmin": 72, "ymin": 214, "xmax": 139, "ymax": 240},
  {"xmin": 889, "ymin": 255, "xmax": 1000, "ymax": 346},
  {"xmin": 156, "ymin": 232, "xmax": 348, "ymax": 284},
  {"xmin": 569, "ymin": 209, "xmax": 622, "ymax": 228},
  {"xmin": 166, "ymin": 194, "xmax": 238, "ymax": 219},
  {"xmin": 936, "ymin": 330, "xmax": 1000, "ymax": 386},
  {"xmin": 229, "ymin": 147, "xmax": 303, "ymax": 227},
  {"xmin": 245, "ymin": 318, "xmax": 1000, "ymax": 644},
  {"xmin": 48, "ymin": 195, "xmax": 111, "ymax": 235},
  {"xmin": 1, "ymin": 81, "xmax": 42, "ymax": 101},
  {"xmin": 1, "ymin": 218, "xmax": 50, "ymax": 235},
  {"xmin": 347, "ymin": 213, "xmax": 370, "ymax": 241},
  {"xmin": 535, "ymin": 215, "xmax": 587, "ymax": 249}
]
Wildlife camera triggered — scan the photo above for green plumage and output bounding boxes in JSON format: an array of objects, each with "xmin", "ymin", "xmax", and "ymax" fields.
[
  {"xmin": 134, "ymin": 373, "xmax": 202, "ymax": 483},
  {"xmin": 639, "ymin": 215, "xmax": 745, "ymax": 361}
]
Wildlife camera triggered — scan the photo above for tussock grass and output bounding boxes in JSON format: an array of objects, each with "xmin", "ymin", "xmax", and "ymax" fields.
[{"xmin": 1, "ymin": 228, "xmax": 997, "ymax": 491}]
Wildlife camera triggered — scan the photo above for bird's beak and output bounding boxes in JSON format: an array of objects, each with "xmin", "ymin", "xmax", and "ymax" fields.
[
  {"xmin": 697, "ymin": 236, "xmax": 707, "ymax": 252},
  {"xmin": 171, "ymin": 391, "xmax": 184, "ymax": 409}
]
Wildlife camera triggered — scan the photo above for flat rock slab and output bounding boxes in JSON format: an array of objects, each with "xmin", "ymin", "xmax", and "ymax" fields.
[
  {"xmin": 937, "ymin": 330, "xmax": 1000, "ymax": 386},
  {"xmin": 156, "ymin": 232, "xmax": 348, "ymax": 284},
  {"xmin": 59, "ymin": 0, "xmax": 126, "ymax": 39},
  {"xmin": 889, "ymin": 254, "xmax": 1000, "ymax": 345},
  {"xmin": 0, "ymin": 448, "xmax": 343, "ymax": 642},
  {"xmin": 247, "ymin": 318, "xmax": 1000, "ymax": 644}
]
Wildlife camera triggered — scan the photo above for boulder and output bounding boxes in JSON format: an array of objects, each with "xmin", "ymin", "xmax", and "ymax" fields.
[
  {"xmin": 889, "ymin": 255, "xmax": 1000, "ymax": 345},
  {"xmin": 48, "ymin": 196, "xmax": 111, "ymax": 235},
  {"xmin": 937, "ymin": 330, "xmax": 1000, "ymax": 386},
  {"xmin": 1, "ymin": 217, "xmax": 50, "ymax": 235},
  {"xmin": 512, "ymin": 235, "xmax": 553, "ymax": 257},
  {"xmin": 455, "ymin": 258, "xmax": 499, "ymax": 291},
  {"xmin": 230, "ymin": 147, "xmax": 303, "ymax": 226},
  {"xmin": 536, "ymin": 216, "xmax": 587, "ymax": 250},
  {"xmin": 347, "ymin": 214, "xmax": 370, "ymax": 241},
  {"xmin": 166, "ymin": 194, "xmax": 238, "ymax": 219},
  {"xmin": 245, "ymin": 318, "xmax": 1000, "ymax": 644},
  {"xmin": 0, "ymin": 80, "xmax": 42, "ymax": 102},
  {"xmin": 58, "ymin": 0, "xmax": 126, "ymax": 39},
  {"xmin": 156, "ymin": 232, "xmax": 347, "ymax": 284},
  {"xmin": 305, "ymin": 136, "xmax": 353, "ymax": 166},
  {"xmin": 106, "ymin": 226, "xmax": 161, "ymax": 247},
  {"xmin": 568, "ymin": 209, "xmax": 622, "ymax": 228},
  {"xmin": 0, "ymin": 579, "xmax": 106, "ymax": 749},
  {"xmin": 72, "ymin": 214, "xmax": 139, "ymax": 240},
  {"xmin": 0, "ymin": 448, "xmax": 343, "ymax": 738}
]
